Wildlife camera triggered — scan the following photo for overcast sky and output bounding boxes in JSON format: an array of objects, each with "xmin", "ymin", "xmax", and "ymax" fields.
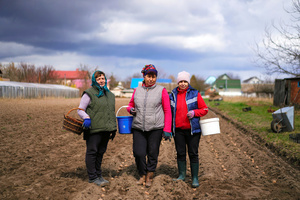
[{"xmin": 0, "ymin": 0, "xmax": 293, "ymax": 81}]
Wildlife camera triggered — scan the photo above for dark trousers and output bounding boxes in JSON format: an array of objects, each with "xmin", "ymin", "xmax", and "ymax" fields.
[
  {"xmin": 174, "ymin": 128, "xmax": 201, "ymax": 163},
  {"xmin": 85, "ymin": 132, "xmax": 110, "ymax": 180},
  {"xmin": 132, "ymin": 128, "xmax": 163, "ymax": 176}
]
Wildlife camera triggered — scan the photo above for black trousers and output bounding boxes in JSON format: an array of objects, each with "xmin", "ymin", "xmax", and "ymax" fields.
[
  {"xmin": 174, "ymin": 128, "xmax": 201, "ymax": 163},
  {"xmin": 85, "ymin": 132, "xmax": 110, "ymax": 180},
  {"xmin": 132, "ymin": 128, "xmax": 163, "ymax": 176}
]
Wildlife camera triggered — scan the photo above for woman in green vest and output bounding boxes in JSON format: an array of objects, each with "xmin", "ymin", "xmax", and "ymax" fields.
[{"xmin": 78, "ymin": 70, "xmax": 117, "ymax": 186}]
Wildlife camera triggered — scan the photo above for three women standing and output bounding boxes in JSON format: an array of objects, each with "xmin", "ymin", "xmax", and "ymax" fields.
[
  {"xmin": 76, "ymin": 68, "xmax": 207, "ymax": 189},
  {"xmin": 170, "ymin": 71, "xmax": 208, "ymax": 188},
  {"xmin": 127, "ymin": 64, "xmax": 172, "ymax": 187}
]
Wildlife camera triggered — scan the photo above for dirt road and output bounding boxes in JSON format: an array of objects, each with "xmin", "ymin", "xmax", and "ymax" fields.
[{"xmin": 0, "ymin": 98, "xmax": 299, "ymax": 200}]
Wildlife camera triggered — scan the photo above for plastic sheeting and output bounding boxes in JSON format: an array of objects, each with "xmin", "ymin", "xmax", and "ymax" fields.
[{"xmin": 0, "ymin": 81, "xmax": 79, "ymax": 98}]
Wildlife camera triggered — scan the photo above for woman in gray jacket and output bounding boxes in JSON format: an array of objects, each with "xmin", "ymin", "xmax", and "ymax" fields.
[{"xmin": 126, "ymin": 64, "xmax": 172, "ymax": 187}]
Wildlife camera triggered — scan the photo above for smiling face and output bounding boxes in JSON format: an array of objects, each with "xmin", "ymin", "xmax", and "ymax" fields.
[
  {"xmin": 96, "ymin": 74, "xmax": 106, "ymax": 87},
  {"xmin": 178, "ymin": 80, "xmax": 189, "ymax": 90},
  {"xmin": 144, "ymin": 73, "xmax": 157, "ymax": 86}
]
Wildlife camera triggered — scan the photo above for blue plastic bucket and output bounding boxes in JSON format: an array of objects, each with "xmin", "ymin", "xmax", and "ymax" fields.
[
  {"xmin": 117, "ymin": 116, "xmax": 133, "ymax": 134},
  {"xmin": 116, "ymin": 106, "xmax": 133, "ymax": 134}
]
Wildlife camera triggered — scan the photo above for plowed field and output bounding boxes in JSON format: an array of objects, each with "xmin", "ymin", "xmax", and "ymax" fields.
[{"xmin": 0, "ymin": 98, "xmax": 299, "ymax": 200}]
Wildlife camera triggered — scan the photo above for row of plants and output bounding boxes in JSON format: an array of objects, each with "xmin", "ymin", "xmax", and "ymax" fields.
[{"xmin": 204, "ymin": 97, "xmax": 300, "ymax": 167}]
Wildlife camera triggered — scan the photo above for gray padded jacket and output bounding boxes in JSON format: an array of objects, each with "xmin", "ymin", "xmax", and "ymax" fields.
[{"xmin": 132, "ymin": 84, "xmax": 164, "ymax": 131}]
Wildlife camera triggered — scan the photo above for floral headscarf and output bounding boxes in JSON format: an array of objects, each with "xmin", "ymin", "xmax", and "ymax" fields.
[{"xmin": 141, "ymin": 64, "xmax": 158, "ymax": 77}]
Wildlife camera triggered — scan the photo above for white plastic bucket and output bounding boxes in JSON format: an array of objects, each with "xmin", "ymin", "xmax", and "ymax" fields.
[{"xmin": 200, "ymin": 118, "xmax": 220, "ymax": 136}]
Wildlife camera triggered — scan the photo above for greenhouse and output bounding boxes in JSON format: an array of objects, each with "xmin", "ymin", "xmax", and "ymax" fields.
[{"xmin": 0, "ymin": 81, "xmax": 79, "ymax": 98}]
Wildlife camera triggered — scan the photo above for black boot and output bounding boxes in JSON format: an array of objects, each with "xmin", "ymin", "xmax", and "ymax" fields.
[{"xmin": 191, "ymin": 163, "xmax": 199, "ymax": 188}]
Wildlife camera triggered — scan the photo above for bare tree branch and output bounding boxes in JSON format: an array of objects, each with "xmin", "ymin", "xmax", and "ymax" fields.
[{"xmin": 253, "ymin": 0, "xmax": 300, "ymax": 77}]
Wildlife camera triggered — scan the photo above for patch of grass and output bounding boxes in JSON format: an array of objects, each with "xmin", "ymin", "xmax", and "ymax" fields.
[{"xmin": 205, "ymin": 97, "xmax": 300, "ymax": 166}]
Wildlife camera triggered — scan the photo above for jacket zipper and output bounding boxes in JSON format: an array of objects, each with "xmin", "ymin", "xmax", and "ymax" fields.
[{"xmin": 142, "ymin": 88, "xmax": 149, "ymax": 131}]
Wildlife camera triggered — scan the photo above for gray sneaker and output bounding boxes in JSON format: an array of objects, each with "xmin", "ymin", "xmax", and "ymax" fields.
[
  {"xmin": 99, "ymin": 176, "xmax": 109, "ymax": 184},
  {"xmin": 89, "ymin": 177, "xmax": 109, "ymax": 186}
]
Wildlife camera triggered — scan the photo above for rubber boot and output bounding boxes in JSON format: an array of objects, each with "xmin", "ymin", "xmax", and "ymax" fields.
[
  {"xmin": 191, "ymin": 163, "xmax": 199, "ymax": 188},
  {"xmin": 145, "ymin": 172, "xmax": 154, "ymax": 187},
  {"xmin": 174, "ymin": 161, "xmax": 186, "ymax": 181},
  {"xmin": 136, "ymin": 175, "xmax": 146, "ymax": 185}
]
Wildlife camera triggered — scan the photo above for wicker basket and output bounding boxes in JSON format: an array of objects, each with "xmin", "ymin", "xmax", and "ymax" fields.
[{"xmin": 63, "ymin": 108, "xmax": 84, "ymax": 135}]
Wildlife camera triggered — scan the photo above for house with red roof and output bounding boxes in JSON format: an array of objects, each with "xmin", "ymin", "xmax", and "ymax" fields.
[{"xmin": 50, "ymin": 69, "xmax": 91, "ymax": 89}]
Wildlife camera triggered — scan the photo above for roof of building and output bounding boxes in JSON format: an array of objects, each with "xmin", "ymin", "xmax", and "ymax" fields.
[
  {"xmin": 216, "ymin": 73, "xmax": 231, "ymax": 80},
  {"xmin": 130, "ymin": 78, "xmax": 172, "ymax": 88},
  {"xmin": 204, "ymin": 76, "xmax": 216, "ymax": 85},
  {"xmin": 243, "ymin": 76, "xmax": 262, "ymax": 83},
  {"xmin": 51, "ymin": 69, "xmax": 89, "ymax": 79}
]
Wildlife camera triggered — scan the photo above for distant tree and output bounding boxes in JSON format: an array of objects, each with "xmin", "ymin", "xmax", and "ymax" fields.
[
  {"xmin": 2, "ymin": 62, "xmax": 58, "ymax": 83},
  {"xmin": 132, "ymin": 72, "xmax": 141, "ymax": 78},
  {"xmin": 190, "ymin": 75, "xmax": 208, "ymax": 92},
  {"xmin": 155, "ymin": 67, "xmax": 168, "ymax": 78},
  {"xmin": 19, "ymin": 63, "xmax": 37, "ymax": 82},
  {"xmin": 78, "ymin": 64, "xmax": 93, "ymax": 79},
  {"xmin": 123, "ymin": 76, "xmax": 132, "ymax": 89},
  {"xmin": 253, "ymin": 0, "xmax": 300, "ymax": 77},
  {"xmin": 109, "ymin": 74, "xmax": 118, "ymax": 89},
  {"xmin": 37, "ymin": 65, "xmax": 56, "ymax": 83},
  {"xmin": 253, "ymin": 83, "xmax": 274, "ymax": 96},
  {"xmin": 168, "ymin": 75, "xmax": 176, "ymax": 82},
  {"xmin": 2, "ymin": 62, "xmax": 20, "ymax": 81}
]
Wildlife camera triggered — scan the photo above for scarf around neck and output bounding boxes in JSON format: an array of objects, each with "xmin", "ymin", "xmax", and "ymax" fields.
[{"xmin": 91, "ymin": 70, "xmax": 109, "ymax": 97}]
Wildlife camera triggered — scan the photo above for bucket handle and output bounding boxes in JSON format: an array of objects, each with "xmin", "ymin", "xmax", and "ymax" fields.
[{"xmin": 116, "ymin": 106, "xmax": 129, "ymax": 117}]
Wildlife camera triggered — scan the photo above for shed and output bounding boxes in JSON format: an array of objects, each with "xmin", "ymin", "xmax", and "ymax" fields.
[{"xmin": 274, "ymin": 77, "xmax": 300, "ymax": 107}]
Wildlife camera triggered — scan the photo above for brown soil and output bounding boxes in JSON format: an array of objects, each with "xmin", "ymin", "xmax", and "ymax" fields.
[{"xmin": 0, "ymin": 98, "xmax": 299, "ymax": 200}]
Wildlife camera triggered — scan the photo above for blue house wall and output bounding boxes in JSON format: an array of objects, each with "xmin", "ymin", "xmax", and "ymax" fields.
[{"xmin": 130, "ymin": 78, "xmax": 172, "ymax": 88}]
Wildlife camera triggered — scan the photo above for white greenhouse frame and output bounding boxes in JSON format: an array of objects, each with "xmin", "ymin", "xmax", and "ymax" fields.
[{"xmin": 0, "ymin": 81, "xmax": 79, "ymax": 98}]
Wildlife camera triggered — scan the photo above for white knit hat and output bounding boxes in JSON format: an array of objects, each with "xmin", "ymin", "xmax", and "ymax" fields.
[{"xmin": 177, "ymin": 71, "xmax": 190, "ymax": 83}]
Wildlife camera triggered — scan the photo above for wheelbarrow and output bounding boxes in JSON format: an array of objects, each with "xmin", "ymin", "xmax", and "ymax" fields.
[{"xmin": 271, "ymin": 106, "xmax": 295, "ymax": 133}]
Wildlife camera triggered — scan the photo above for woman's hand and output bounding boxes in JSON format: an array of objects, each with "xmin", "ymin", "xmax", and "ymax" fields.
[
  {"xmin": 130, "ymin": 108, "xmax": 136, "ymax": 116},
  {"xmin": 162, "ymin": 132, "xmax": 172, "ymax": 141},
  {"xmin": 187, "ymin": 110, "xmax": 195, "ymax": 119},
  {"xmin": 83, "ymin": 118, "xmax": 91, "ymax": 129},
  {"xmin": 110, "ymin": 131, "xmax": 116, "ymax": 141}
]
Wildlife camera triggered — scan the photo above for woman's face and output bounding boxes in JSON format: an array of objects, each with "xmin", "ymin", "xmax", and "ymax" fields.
[
  {"xmin": 144, "ymin": 73, "xmax": 157, "ymax": 86},
  {"xmin": 178, "ymin": 80, "xmax": 189, "ymax": 90},
  {"xmin": 96, "ymin": 74, "xmax": 106, "ymax": 86}
]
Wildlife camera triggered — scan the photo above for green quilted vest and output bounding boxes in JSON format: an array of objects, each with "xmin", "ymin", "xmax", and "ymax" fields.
[{"xmin": 83, "ymin": 86, "xmax": 117, "ymax": 134}]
